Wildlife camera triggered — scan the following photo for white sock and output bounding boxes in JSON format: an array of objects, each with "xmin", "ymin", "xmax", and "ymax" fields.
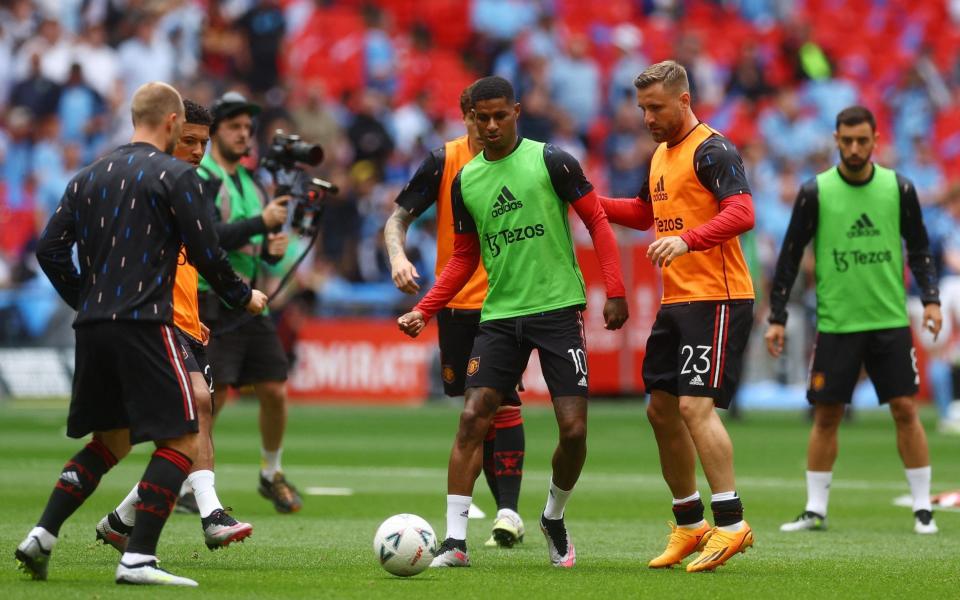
[
  {"xmin": 543, "ymin": 480, "xmax": 573, "ymax": 520},
  {"xmin": 805, "ymin": 471, "xmax": 832, "ymax": 517},
  {"xmin": 905, "ymin": 466, "xmax": 932, "ymax": 512},
  {"xmin": 445, "ymin": 494, "xmax": 471, "ymax": 541},
  {"xmin": 121, "ymin": 552, "xmax": 157, "ymax": 566},
  {"xmin": 187, "ymin": 470, "xmax": 223, "ymax": 518},
  {"xmin": 261, "ymin": 448, "xmax": 282, "ymax": 480},
  {"xmin": 673, "ymin": 491, "xmax": 706, "ymax": 529},
  {"xmin": 711, "ymin": 491, "xmax": 744, "ymax": 532},
  {"xmin": 27, "ymin": 526, "xmax": 57, "ymax": 550},
  {"xmin": 180, "ymin": 480, "xmax": 192, "ymax": 496},
  {"xmin": 115, "ymin": 483, "xmax": 140, "ymax": 526}
]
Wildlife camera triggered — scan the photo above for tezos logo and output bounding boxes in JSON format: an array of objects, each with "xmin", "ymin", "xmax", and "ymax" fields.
[
  {"xmin": 483, "ymin": 224, "xmax": 545, "ymax": 257},
  {"xmin": 655, "ymin": 216, "xmax": 684, "ymax": 233},
  {"xmin": 651, "ymin": 175, "xmax": 669, "ymax": 202},
  {"xmin": 491, "ymin": 186, "xmax": 523, "ymax": 217},
  {"xmin": 832, "ymin": 248, "xmax": 893, "ymax": 273}
]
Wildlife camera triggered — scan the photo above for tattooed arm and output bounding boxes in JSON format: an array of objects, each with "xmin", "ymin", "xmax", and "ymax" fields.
[{"xmin": 384, "ymin": 205, "xmax": 420, "ymax": 294}]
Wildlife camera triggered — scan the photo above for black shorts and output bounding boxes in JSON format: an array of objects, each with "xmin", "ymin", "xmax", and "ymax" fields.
[
  {"xmin": 175, "ymin": 328, "xmax": 213, "ymax": 395},
  {"xmin": 437, "ymin": 308, "xmax": 521, "ymax": 404},
  {"xmin": 642, "ymin": 301, "xmax": 753, "ymax": 409},
  {"xmin": 69, "ymin": 322, "xmax": 199, "ymax": 444},
  {"xmin": 808, "ymin": 327, "xmax": 919, "ymax": 404},
  {"xmin": 206, "ymin": 314, "xmax": 289, "ymax": 388},
  {"xmin": 466, "ymin": 307, "xmax": 588, "ymax": 400}
]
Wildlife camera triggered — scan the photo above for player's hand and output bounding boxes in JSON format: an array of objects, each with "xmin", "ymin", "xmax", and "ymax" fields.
[
  {"xmin": 267, "ymin": 232, "xmax": 289, "ymax": 257},
  {"xmin": 647, "ymin": 236, "xmax": 689, "ymax": 267},
  {"xmin": 200, "ymin": 322, "xmax": 210, "ymax": 346},
  {"xmin": 764, "ymin": 323, "xmax": 786, "ymax": 358},
  {"xmin": 262, "ymin": 195, "xmax": 291, "ymax": 229},
  {"xmin": 398, "ymin": 310, "xmax": 425, "ymax": 338},
  {"xmin": 245, "ymin": 289, "xmax": 268, "ymax": 314},
  {"xmin": 923, "ymin": 303, "xmax": 943, "ymax": 341},
  {"xmin": 603, "ymin": 297, "xmax": 629, "ymax": 330},
  {"xmin": 391, "ymin": 255, "xmax": 421, "ymax": 294}
]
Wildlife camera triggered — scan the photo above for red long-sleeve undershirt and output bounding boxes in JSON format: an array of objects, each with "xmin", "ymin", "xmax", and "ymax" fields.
[
  {"xmin": 599, "ymin": 193, "xmax": 755, "ymax": 251},
  {"xmin": 415, "ymin": 190, "xmax": 626, "ymax": 322}
]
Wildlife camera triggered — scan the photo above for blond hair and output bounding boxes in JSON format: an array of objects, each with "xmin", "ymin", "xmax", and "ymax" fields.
[
  {"xmin": 130, "ymin": 82, "xmax": 184, "ymax": 128},
  {"xmin": 634, "ymin": 60, "xmax": 690, "ymax": 94}
]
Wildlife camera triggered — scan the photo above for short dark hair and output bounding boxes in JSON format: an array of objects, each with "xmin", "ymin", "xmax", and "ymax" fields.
[
  {"xmin": 183, "ymin": 98, "xmax": 213, "ymax": 127},
  {"xmin": 836, "ymin": 106, "xmax": 876, "ymax": 131},
  {"xmin": 470, "ymin": 76, "xmax": 515, "ymax": 106},
  {"xmin": 459, "ymin": 83, "xmax": 475, "ymax": 117}
]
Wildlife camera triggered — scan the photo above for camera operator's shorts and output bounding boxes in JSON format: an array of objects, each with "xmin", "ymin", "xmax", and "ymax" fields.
[
  {"xmin": 437, "ymin": 307, "xmax": 521, "ymax": 405},
  {"xmin": 69, "ymin": 322, "xmax": 199, "ymax": 443},
  {"xmin": 807, "ymin": 327, "xmax": 918, "ymax": 405},
  {"xmin": 207, "ymin": 314, "xmax": 289, "ymax": 388},
  {"xmin": 465, "ymin": 307, "xmax": 588, "ymax": 400},
  {"xmin": 175, "ymin": 327, "xmax": 213, "ymax": 395},
  {"xmin": 642, "ymin": 301, "xmax": 753, "ymax": 409}
]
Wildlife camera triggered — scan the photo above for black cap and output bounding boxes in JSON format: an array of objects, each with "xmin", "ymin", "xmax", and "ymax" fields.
[{"xmin": 210, "ymin": 91, "xmax": 261, "ymax": 129}]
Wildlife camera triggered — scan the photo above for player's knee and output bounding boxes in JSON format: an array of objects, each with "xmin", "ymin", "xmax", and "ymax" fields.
[
  {"xmin": 677, "ymin": 396, "xmax": 712, "ymax": 425},
  {"xmin": 558, "ymin": 418, "xmax": 587, "ymax": 448},
  {"xmin": 812, "ymin": 404, "xmax": 845, "ymax": 430},
  {"xmin": 889, "ymin": 397, "xmax": 918, "ymax": 426},
  {"xmin": 646, "ymin": 400, "xmax": 676, "ymax": 428}
]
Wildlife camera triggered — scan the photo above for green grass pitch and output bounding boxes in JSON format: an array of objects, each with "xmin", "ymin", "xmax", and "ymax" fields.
[{"xmin": 1, "ymin": 401, "xmax": 958, "ymax": 599}]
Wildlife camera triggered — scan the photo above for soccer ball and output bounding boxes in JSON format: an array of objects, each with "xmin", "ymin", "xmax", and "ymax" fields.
[{"xmin": 373, "ymin": 514, "xmax": 437, "ymax": 577}]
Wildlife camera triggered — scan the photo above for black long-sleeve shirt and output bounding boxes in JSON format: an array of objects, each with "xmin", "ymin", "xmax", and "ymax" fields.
[
  {"xmin": 36, "ymin": 142, "xmax": 252, "ymax": 326},
  {"xmin": 768, "ymin": 168, "xmax": 939, "ymax": 325}
]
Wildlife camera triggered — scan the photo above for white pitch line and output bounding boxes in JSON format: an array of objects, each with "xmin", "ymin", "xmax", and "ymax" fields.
[
  {"xmin": 215, "ymin": 464, "xmax": 914, "ymax": 492},
  {"xmin": 305, "ymin": 487, "xmax": 354, "ymax": 496}
]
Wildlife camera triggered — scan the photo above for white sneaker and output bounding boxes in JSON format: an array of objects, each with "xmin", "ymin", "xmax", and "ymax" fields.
[
  {"xmin": 95, "ymin": 511, "xmax": 132, "ymax": 553},
  {"xmin": 539, "ymin": 514, "xmax": 576, "ymax": 568},
  {"xmin": 914, "ymin": 510, "xmax": 938, "ymax": 534},
  {"xmin": 780, "ymin": 511, "xmax": 827, "ymax": 532},
  {"xmin": 116, "ymin": 560, "xmax": 198, "ymax": 586},
  {"xmin": 467, "ymin": 503, "xmax": 486, "ymax": 519},
  {"xmin": 490, "ymin": 509, "xmax": 525, "ymax": 548},
  {"xmin": 14, "ymin": 534, "xmax": 52, "ymax": 580},
  {"xmin": 429, "ymin": 538, "xmax": 470, "ymax": 567}
]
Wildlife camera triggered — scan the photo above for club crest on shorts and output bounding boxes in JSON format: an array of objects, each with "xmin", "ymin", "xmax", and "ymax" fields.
[
  {"xmin": 811, "ymin": 372, "xmax": 826, "ymax": 391},
  {"xmin": 467, "ymin": 357, "xmax": 480, "ymax": 376},
  {"xmin": 441, "ymin": 365, "xmax": 456, "ymax": 384}
]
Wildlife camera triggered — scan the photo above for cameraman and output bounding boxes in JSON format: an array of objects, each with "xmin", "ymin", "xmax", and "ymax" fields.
[{"xmin": 197, "ymin": 91, "xmax": 302, "ymax": 514}]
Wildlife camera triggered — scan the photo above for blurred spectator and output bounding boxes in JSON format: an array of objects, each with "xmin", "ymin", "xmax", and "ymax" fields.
[
  {"xmin": 13, "ymin": 17, "xmax": 71, "ymax": 84},
  {"xmin": 550, "ymin": 34, "xmax": 601, "ymax": 141},
  {"xmin": 74, "ymin": 24, "xmax": 119, "ymax": 103},
  {"xmin": 675, "ymin": 33, "xmax": 724, "ymax": 108},
  {"xmin": 759, "ymin": 89, "xmax": 825, "ymax": 162},
  {"xmin": 362, "ymin": 3, "xmax": 396, "ymax": 95},
  {"xmin": 604, "ymin": 100, "xmax": 652, "ymax": 199},
  {"xmin": 517, "ymin": 82, "xmax": 554, "ymax": 143},
  {"xmin": 117, "ymin": 13, "xmax": 174, "ymax": 94},
  {"xmin": 56, "ymin": 63, "xmax": 105, "ymax": 153},
  {"xmin": 727, "ymin": 43, "xmax": 773, "ymax": 102},
  {"xmin": 347, "ymin": 90, "xmax": 395, "ymax": 175},
  {"xmin": 237, "ymin": 0, "xmax": 286, "ymax": 93},
  {"xmin": 9, "ymin": 51, "xmax": 60, "ymax": 117},
  {"xmin": 608, "ymin": 24, "xmax": 647, "ymax": 113},
  {"xmin": 900, "ymin": 137, "xmax": 946, "ymax": 205}
]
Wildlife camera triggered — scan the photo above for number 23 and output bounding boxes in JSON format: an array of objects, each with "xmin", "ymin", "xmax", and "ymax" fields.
[{"xmin": 680, "ymin": 345, "xmax": 712, "ymax": 374}]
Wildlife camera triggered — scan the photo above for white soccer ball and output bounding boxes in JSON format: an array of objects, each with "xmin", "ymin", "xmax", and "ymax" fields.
[{"xmin": 373, "ymin": 513, "xmax": 437, "ymax": 577}]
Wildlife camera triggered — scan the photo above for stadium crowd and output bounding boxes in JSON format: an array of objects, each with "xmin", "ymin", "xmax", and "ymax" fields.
[{"xmin": 3, "ymin": 0, "xmax": 960, "ymax": 419}]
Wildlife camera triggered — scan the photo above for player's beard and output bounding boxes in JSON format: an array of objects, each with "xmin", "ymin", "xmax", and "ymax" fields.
[
  {"xmin": 219, "ymin": 140, "xmax": 248, "ymax": 163},
  {"xmin": 841, "ymin": 152, "xmax": 871, "ymax": 172}
]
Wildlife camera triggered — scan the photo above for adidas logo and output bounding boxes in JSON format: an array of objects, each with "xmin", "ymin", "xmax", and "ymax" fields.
[
  {"xmin": 651, "ymin": 175, "xmax": 668, "ymax": 202},
  {"xmin": 847, "ymin": 212, "xmax": 880, "ymax": 238},
  {"xmin": 577, "ymin": 376, "xmax": 588, "ymax": 388},
  {"xmin": 60, "ymin": 471, "xmax": 81, "ymax": 486},
  {"xmin": 689, "ymin": 374, "xmax": 704, "ymax": 386},
  {"xmin": 491, "ymin": 186, "xmax": 523, "ymax": 217}
]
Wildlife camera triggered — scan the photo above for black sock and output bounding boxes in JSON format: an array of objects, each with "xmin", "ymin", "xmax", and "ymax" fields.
[
  {"xmin": 493, "ymin": 412, "xmax": 524, "ymax": 512},
  {"xmin": 126, "ymin": 448, "xmax": 192, "ymax": 556},
  {"xmin": 38, "ymin": 440, "xmax": 118, "ymax": 536},
  {"xmin": 482, "ymin": 424, "xmax": 499, "ymax": 507},
  {"xmin": 711, "ymin": 496, "xmax": 744, "ymax": 527},
  {"xmin": 672, "ymin": 497, "xmax": 705, "ymax": 526}
]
